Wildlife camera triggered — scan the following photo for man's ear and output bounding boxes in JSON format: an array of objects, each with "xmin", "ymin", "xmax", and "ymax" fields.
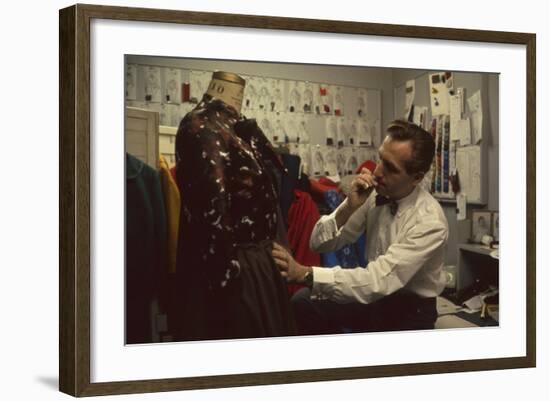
[{"xmin": 412, "ymin": 172, "xmax": 425, "ymax": 186}]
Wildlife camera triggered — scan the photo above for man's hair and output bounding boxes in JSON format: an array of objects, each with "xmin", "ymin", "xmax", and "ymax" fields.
[{"xmin": 386, "ymin": 119, "xmax": 435, "ymax": 176}]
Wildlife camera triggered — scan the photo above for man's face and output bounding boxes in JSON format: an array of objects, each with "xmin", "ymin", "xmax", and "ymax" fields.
[{"xmin": 373, "ymin": 137, "xmax": 423, "ymax": 200}]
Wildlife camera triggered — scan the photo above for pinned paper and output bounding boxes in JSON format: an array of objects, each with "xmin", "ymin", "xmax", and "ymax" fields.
[
  {"xmin": 337, "ymin": 118, "xmax": 348, "ymax": 147},
  {"xmin": 324, "ymin": 146, "xmax": 339, "ymax": 178},
  {"xmin": 311, "ymin": 145, "xmax": 325, "ymax": 176},
  {"xmin": 456, "ymin": 87, "xmax": 465, "ymax": 113},
  {"xmin": 303, "ymin": 82, "xmax": 315, "ymax": 113},
  {"xmin": 256, "ymin": 77, "xmax": 271, "ymax": 111},
  {"xmin": 317, "ymin": 83, "xmax": 330, "ymax": 115},
  {"xmin": 457, "ymin": 193, "xmax": 467, "ymax": 220},
  {"xmin": 467, "ymin": 90, "xmax": 483, "ymax": 144},
  {"xmin": 289, "ymin": 143, "xmax": 312, "ymax": 177},
  {"xmin": 429, "ymin": 72, "xmax": 454, "ymax": 116},
  {"xmin": 272, "ymin": 114, "xmax": 286, "ymax": 144},
  {"xmin": 287, "ymin": 81, "xmax": 303, "ymax": 113},
  {"xmin": 285, "ymin": 115, "xmax": 299, "ymax": 143},
  {"xmin": 358, "ymin": 120, "xmax": 372, "ymax": 146},
  {"xmin": 412, "ymin": 106, "xmax": 428, "ymax": 130},
  {"xmin": 125, "ymin": 64, "xmax": 137, "ymax": 100},
  {"xmin": 456, "ymin": 146, "xmax": 481, "ymax": 202},
  {"xmin": 257, "ymin": 112, "xmax": 274, "ymax": 143},
  {"xmin": 325, "ymin": 116, "xmax": 338, "ymax": 146},
  {"xmin": 163, "ymin": 68, "xmax": 181, "ymax": 104},
  {"xmin": 348, "ymin": 118, "xmax": 358, "ymax": 146},
  {"xmin": 405, "ymin": 80, "xmax": 415, "ymax": 119},
  {"xmin": 324, "ymin": 85, "xmax": 334, "ymax": 115},
  {"xmin": 356, "ymin": 88, "xmax": 368, "ymax": 118},
  {"xmin": 337, "ymin": 149, "xmax": 347, "ymax": 177},
  {"xmin": 242, "ymin": 75, "xmax": 259, "ymax": 111},
  {"xmin": 457, "ymin": 118, "xmax": 471, "ymax": 146},
  {"xmin": 144, "ymin": 66, "xmax": 162, "ymax": 103},
  {"xmin": 189, "ymin": 70, "xmax": 210, "ymax": 103},
  {"xmin": 178, "ymin": 102, "xmax": 194, "ymax": 120},
  {"xmin": 345, "ymin": 147, "xmax": 360, "ymax": 175},
  {"xmin": 297, "ymin": 116, "xmax": 310, "ymax": 143},
  {"xmin": 269, "ymin": 79, "xmax": 284, "ymax": 112},
  {"xmin": 450, "ymin": 94, "xmax": 462, "ymax": 141},
  {"xmin": 298, "ymin": 144, "xmax": 311, "ymax": 176},
  {"xmin": 159, "ymin": 104, "xmax": 174, "ymax": 126},
  {"xmin": 333, "ymin": 86, "xmax": 344, "ymax": 116}
]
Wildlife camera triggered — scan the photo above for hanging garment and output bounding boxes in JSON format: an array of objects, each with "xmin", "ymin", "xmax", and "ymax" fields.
[
  {"xmin": 279, "ymin": 153, "xmax": 301, "ymax": 229},
  {"xmin": 173, "ymin": 94, "xmax": 295, "ymax": 340},
  {"xmin": 286, "ymin": 190, "xmax": 321, "ymax": 295},
  {"xmin": 158, "ymin": 155, "xmax": 180, "ymax": 274},
  {"xmin": 321, "ymin": 189, "xmax": 366, "ymax": 268},
  {"xmin": 126, "ymin": 153, "xmax": 167, "ymax": 344}
]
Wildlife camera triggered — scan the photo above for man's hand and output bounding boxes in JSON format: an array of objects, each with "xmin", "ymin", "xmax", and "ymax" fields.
[
  {"xmin": 272, "ymin": 242, "xmax": 310, "ymax": 283},
  {"xmin": 348, "ymin": 167, "xmax": 377, "ymax": 210}
]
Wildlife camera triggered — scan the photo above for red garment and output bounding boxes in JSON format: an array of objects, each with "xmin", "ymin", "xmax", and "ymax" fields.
[
  {"xmin": 286, "ymin": 190, "xmax": 321, "ymax": 295},
  {"xmin": 318, "ymin": 176, "xmax": 338, "ymax": 188},
  {"xmin": 355, "ymin": 160, "xmax": 377, "ymax": 174},
  {"xmin": 309, "ymin": 178, "xmax": 337, "ymax": 197}
]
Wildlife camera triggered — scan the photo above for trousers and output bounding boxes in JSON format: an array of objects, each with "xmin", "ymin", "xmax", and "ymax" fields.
[{"xmin": 291, "ymin": 287, "xmax": 437, "ymax": 335}]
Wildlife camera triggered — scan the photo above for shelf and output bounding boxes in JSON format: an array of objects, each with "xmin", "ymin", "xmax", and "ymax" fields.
[{"xmin": 457, "ymin": 243, "xmax": 495, "ymax": 256}]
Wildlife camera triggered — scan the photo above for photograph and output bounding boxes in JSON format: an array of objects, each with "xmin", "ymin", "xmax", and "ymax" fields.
[
  {"xmin": 472, "ymin": 210, "xmax": 493, "ymax": 243},
  {"xmin": 58, "ymin": 3, "xmax": 535, "ymax": 397},
  {"xmin": 124, "ymin": 56, "xmax": 502, "ymax": 344}
]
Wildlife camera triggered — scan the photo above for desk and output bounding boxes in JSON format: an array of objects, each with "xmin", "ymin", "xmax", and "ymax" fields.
[{"xmin": 456, "ymin": 243, "xmax": 499, "ymax": 292}]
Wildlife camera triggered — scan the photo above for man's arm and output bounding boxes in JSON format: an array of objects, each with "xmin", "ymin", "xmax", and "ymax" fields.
[
  {"xmin": 309, "ymin": 197, "xmax": 371, "ymax": 254},
  {"xmin": 309, "ymin": 168, "xmax": 377, "ymax": 253},
  {"xmin": 337, "ymin": 168, "xmax": 377, "ymax": 227},
  {"xmin": 312, "ymin": 217, "xmax": 448, "ymax": 304}
]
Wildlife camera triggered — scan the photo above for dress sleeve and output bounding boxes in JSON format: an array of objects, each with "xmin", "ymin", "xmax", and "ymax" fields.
[{"xmin": 177, "ymin": 124, "xmax": 241, "ymax": 290}]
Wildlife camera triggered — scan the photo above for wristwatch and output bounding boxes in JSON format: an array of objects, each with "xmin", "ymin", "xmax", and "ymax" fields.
[{"xmin": 302, "ymin": 270, "xmax": 313, "ymax": 289}]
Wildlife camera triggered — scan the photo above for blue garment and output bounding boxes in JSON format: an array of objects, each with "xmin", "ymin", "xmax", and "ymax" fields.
[{"xmin": 321, "ymin": 190, "xmax": 366, "ymax": 268}]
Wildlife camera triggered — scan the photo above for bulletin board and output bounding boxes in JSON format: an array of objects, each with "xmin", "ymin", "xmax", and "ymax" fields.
[
  {"xmin": 394, "ymin": 71, "xmax": 489, "ymax": 205},
  {"xmin": 125, "ymin": 62, "xmax": 382, "ymax": 178}
]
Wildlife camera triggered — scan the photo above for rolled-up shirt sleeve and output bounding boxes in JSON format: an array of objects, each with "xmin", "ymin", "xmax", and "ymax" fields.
[
  {"xmin": 309, "ymin": 197, "xmax": 373, "ymax": 253},
  {"xmin": 311, "ymin": 216, "xmax": 448, "ymax": 304}
]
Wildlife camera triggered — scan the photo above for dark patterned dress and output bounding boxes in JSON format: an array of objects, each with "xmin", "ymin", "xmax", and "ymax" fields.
[{"xmin": 173, "ymin": 94, "xmax": 294, "ymax": 340}]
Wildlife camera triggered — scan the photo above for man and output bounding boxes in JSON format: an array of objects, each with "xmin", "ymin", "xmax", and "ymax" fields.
[{"xmin": 272, "ymin": 120, "xmax": 448, "ymax": 334}]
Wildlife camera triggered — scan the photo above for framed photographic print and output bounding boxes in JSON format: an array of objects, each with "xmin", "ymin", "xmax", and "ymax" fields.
[
  {"xmin": 59, "ymin": 3, "xmax": 536, "ymax": 397},
  {"xmin": 472, "ymin": 210, "xmax": 493, "ymax": 243}
]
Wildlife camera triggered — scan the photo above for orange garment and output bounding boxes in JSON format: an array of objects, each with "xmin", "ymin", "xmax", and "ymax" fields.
[{"xmin": 158, "ymin": 155, "xmax": 180, "ymax": 273}]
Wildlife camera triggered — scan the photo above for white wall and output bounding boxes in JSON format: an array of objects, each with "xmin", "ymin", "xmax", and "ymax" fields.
[
  {"xmin": 0, "ymin": 1, "xmax": 546, "ymax": 401},
  {"xmin": 126, "ymin": 55, "xmax": 390, "ymax": 147}
]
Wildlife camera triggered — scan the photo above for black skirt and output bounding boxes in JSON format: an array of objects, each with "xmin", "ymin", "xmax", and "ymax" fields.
[{"xmin": 173, "ymin": 240, "xmax": 296, "ymax": 341}]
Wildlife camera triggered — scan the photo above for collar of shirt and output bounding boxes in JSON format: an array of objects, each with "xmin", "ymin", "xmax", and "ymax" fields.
[{"xmin": 394, "ymin": 185, "xmax": 420, "ymax": 218}]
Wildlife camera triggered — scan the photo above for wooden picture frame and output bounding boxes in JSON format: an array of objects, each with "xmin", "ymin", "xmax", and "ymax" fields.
[{"xmin": 59, "ymin": 3, "xmax": 536, "ymax": 397}]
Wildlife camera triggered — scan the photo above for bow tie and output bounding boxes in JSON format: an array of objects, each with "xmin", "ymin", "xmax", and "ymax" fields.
[{"xmin": 375, "ymin": 194, "xmax": 398, "ymax": 216}]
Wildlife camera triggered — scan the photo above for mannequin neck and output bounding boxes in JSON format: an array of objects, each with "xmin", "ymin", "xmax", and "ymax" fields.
[{"xmin": 205, "ymin": 78, "xmax": 245, "ymax": 113}]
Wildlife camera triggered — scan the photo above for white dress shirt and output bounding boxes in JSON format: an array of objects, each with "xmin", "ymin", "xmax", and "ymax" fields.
[{"xmin": 309, "ymin": 185, "xmax": 448, "ymax": 304}]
